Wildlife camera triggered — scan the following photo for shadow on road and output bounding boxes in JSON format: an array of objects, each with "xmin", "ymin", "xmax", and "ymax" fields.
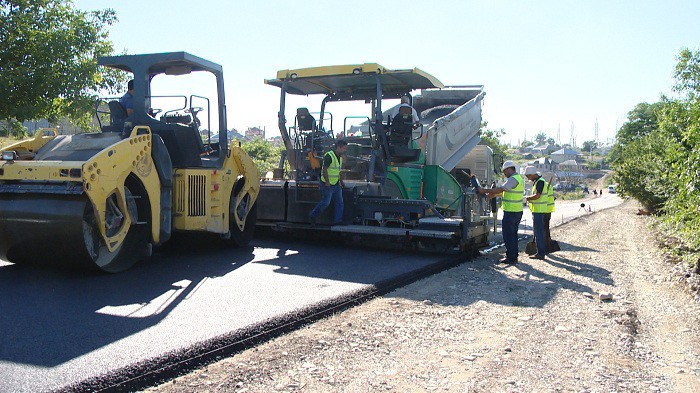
[{"xmin": 0, "ymin": 234, "xmax": 255, "ymax": 367}]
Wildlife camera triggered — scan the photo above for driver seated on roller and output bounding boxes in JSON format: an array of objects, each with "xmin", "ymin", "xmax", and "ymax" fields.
[{"xmin": 389, "ymin": 96, "xmax": 420, "ymax": 130}]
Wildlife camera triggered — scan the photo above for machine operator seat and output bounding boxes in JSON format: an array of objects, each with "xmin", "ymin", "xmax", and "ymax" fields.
[
  {"xmin": 102, "ymin": 100, "xmax": 128, "ymax": 133},
  {"xmin": 297, "ymin": 108, "xmax": 317, "ymax": 131},
  {"xmin": 388, "ymin": 112, "xmax": 421, "ymax": 162}
]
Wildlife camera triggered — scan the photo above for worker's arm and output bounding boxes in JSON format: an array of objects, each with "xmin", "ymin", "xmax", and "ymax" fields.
[
  {"xmin": 323, "ymin": 167, "xmax": 330, "ymax": 188},
  {"xmin": 478, "ymin": 186, "xmax": 506, "ymax": 195},
  {"xmin": 526, "ymin": 192, "xmax": 541, "ymax": 202}
]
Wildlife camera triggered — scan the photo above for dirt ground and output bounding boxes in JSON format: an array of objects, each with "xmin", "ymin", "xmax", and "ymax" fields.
[{"xmin": 147, "ymin": 199, "xmax": 700, "ymax": 392}]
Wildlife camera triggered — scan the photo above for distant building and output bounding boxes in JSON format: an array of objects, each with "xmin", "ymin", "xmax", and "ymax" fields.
[
  {"xmin": 531, "ymin": 144, "xmax": 553, "ymax": 156},
  {"xmin": 268, "ymin": 136, "xmax": 283, "ymax": 146},
  {"xmin": 558, "ymin": 159, "xmax": 585, "ymax": 171},
  {"xmin": 245, "ymin": 126, "xmax": 265, "ymax": 139},
  {"xmin": 550, "ymin": 147, "xmax": 580, "ymax": 164}
]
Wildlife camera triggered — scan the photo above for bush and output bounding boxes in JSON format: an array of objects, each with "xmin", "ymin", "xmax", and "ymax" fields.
[
  {"xmin": 0, "ymin": 120, "xmax": 28, "ymax": 138},
  {"xmin": 612, "ymin": 48, "xmax": 700, "ymax": 250},
  {"xmin": 240, "ymin": 138, "xmax": 284, "ymax": 176}
]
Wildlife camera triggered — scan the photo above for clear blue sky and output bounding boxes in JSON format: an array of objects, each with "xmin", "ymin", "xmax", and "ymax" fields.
[{"xmin": 76, "ymin": 0, "xmax": 700, "ymax": 146}]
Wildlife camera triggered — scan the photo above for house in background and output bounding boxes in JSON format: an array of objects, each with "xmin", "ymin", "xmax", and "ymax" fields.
[
  {"xmin": 550, "ymin": 147, "xmax": 580, "ymax": 164},
  {"xmin": 528, "ymin": 157, "xmax": 557, "ymax": 180},
  {"xmin": 558, "ymin": 159, "xmax": 586, "ymax": 171},
  {"xmin": 531, "ymin": 144, "xmax": 553, "ymax": 156}
]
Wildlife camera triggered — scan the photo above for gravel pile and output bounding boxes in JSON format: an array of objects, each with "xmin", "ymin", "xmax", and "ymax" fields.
[{"xmin": 147, "ymin": 200, "xmax": 700, "ymax": 392}]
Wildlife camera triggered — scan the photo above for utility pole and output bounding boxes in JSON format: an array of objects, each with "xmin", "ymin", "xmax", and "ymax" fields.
[{"xmin": 557, "ymin": 124, "xmax": 561, "ymax": 146}]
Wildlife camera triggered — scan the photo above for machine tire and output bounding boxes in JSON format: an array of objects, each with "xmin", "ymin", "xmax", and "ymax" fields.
[
  {"xmin": 228, "ymin": 191, "xmax": 257, "ymax": 247},
  {"xmin": 82, "ymin": 177, "xmax": 151, "ymax": 273}
]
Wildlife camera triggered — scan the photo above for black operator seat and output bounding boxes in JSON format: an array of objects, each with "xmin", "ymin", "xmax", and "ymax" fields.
[
  {"xmin": 102, "ymin": 100, "xmax": 128, "ymax": 133},
  {"xmin": 389, "ymin": 109, "xmax": 421, "ymax": 163},
  {"xmin": 297, "ymin": 107, "xmax": 316, "ymax": 131}
]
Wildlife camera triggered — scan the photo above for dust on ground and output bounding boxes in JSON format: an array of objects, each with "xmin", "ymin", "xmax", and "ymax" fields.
[{"xmin": 147, "ymin": 199, "xmax": 700, "ymax": 392}]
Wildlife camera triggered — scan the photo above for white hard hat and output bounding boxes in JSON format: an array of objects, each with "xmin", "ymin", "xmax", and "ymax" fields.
[
  {"xmin": 501, "ymin": 160, "xmax": 516, "ymax": 170},
  {"xmin": 524, "ymin": 166, "xmax": 539, "ymax": 175}
]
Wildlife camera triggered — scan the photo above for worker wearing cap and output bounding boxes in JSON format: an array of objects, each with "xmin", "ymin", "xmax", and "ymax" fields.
[
  {"xmin": 478, "ymin": 160, "xmax": 524, "ymax": 264},
  {"xmin": 524, "ymin": 166, "xmax": 549, "ymax": 260}
]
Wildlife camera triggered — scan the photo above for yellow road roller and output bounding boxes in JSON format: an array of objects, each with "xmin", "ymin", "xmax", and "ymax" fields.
[{"xmin": 0, "ymin": 52, "xmax": 259, "ymax": 272}]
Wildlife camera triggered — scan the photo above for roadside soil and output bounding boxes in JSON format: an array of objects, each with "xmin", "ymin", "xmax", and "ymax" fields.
[{"xmin": 147, "ymin": 199, "xmax": 700, "ymax": 392}]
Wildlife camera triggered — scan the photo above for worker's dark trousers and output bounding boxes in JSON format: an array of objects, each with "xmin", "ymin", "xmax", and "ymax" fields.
[
  {"xmin": 502, "ymin": 211, "xmax": 523, "ymax": 261},
  {"xmin": 309, "ymin": 182, "xmax": 344, "ymax": 224},
  {"xmin": 533, "ymin": 212, "xmax": 547, "ymax": 257},
  {"xmin": 544, "ymin": 213, "xmax": 552, "ymax": 251}
]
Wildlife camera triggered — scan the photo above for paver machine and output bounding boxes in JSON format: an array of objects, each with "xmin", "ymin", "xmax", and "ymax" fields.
[
  {"xmin": 0, "ymin": 52, "xmax": 259, "ymax": 272},
  {"xmin": 258, "ymin": 63, "xmax": 496, "ymax": 254}
]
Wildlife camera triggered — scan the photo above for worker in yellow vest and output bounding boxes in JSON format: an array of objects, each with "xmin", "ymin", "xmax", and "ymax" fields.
[
  {"xmin": 309, "ymin": 139, "xmax": 348, "ymax": 225},
  {"xmin": 478, "ymin": 160, "xmax": 523, "ymax": 264},
  {"xmin": 524, "ymin": 166, "xmax": 549, "ymax": 260},
  {"xmin": 545, "ymin": 177, "xmax": 556, "ymax": 252}
]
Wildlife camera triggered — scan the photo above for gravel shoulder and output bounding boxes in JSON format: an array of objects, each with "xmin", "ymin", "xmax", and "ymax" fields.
[{"xmin": 147, "ymin": 199, "xmax": 700, "ymax": 392}]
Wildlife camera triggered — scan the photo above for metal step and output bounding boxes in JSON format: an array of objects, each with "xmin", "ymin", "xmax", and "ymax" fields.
[{"xmin": 330, "ymin": 224, "xmax": 455, "ymax": 239}]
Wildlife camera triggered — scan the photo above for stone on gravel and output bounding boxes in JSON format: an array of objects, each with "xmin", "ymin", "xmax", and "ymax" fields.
[{"xmin": 599, "ymin": 293, "xmax": 614, "ymax": 301}]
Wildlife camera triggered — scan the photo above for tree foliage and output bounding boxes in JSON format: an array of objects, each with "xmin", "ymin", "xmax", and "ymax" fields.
[
  {"xmin": 582, "ymin": 140, "xmax": 597, "ymax": 153},
  {"xmin": 612, "ymin": 48, "xmax": 700, "ymax": 248},
  {"xmin": 240, "ymin": 138, "xmax": 284, "ymax": 176},
  {"xmin": 534, "ymin": 132, "xmax": 547, "ymax": 145},
  {"xmin": 478, "ymin": 124, "xmax": 509, "ymax": 159},
  {"xmin": 0, "ymin": 0, "xmax": 123, "ymax": 130}
]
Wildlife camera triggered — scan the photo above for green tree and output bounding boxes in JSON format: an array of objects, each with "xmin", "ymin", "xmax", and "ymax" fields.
[
  {"xmin": 582, "ymin": 140, "xmax": 597, "ymax": 153},
  {"xmin": 0, "ymin": 0, "xmax": 122, "ymax": 132},
  {"xmin": 478, "ymin": 123, "xmax": 508, "ymax": 159},
  {"xmin": 612, "ymin": 48, "xmax": 700, "ymax": 249},
  {"xmin": 241, "ymin": 138, "xmax": 284, "ymax": 175},
  {"xmin": 534, "ymin": 132, "xmax": 547, "ymax": 145}
]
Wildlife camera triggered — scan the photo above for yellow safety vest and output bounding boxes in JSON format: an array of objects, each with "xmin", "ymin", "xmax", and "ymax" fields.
[
  {"xmin": 502, "ymin": 174, "xmax": 524, "ymax": 212},
  {"xmin": 321, "ymin": 150, "xmax": 342, "ymax": 185},
  {"xmin": 528, "ymin": 177, "xmax": 550, "ymax": 213},
  {"xmin": 546, "ymin": 181, "xmax": 555, "ymax": 213}
]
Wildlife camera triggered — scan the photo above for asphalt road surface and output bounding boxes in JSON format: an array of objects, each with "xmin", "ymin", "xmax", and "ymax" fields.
[
  {"xmin": 0, "ymin": 233, "xmax": 457, "ymax": 392},
  {"xmin": 0, "ymin": 193, "xmax": 622, "ymax": 392}
]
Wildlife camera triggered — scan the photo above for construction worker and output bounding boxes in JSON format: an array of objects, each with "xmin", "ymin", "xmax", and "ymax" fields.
[
  {"xmin": 119, "ymin": 79, "xmax": 135, "ymax": 116},
  {"xmin": 309, "ymin": 139, "xmax": 348, "ymax": 225},
  {"xmin": 545, "ymin": 177, "xmax": 555, "ymax": 252},
  {"xmin": 524, "ymin": 166, "xmax": 549, "ymax": 260},
  {"xmin": 478, "ymin": 160, "xmax": 524, "ymax": 264},
  {"xmin": 389, "ymin": 96, "xmax": 420, "ymax": 129}
]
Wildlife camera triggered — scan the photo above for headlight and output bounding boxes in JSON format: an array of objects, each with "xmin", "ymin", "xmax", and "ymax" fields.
[{"xmin": 1, "ymin": 151, "xmax": 17, "ymax": 161}]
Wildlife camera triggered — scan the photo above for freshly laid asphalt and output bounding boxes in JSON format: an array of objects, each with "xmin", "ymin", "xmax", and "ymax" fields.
[
  {"xmin": 0, "ymin": 233, "xmax": 454, "ymax": 392},
  {"xmin": 0, "ymin": 194, "xmax": 622, "ymax": 393}
]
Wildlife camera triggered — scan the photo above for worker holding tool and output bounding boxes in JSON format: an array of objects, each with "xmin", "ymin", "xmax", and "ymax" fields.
[
  {"xmin": 309, "ymin": 139, "xmax": 348, "ymax": 226},
  {"xmin": 478, "ymin": 161, "xmax": 523, "ymax": 264},
  {"xmin": 524, "ymin": 166, "xmax": 549, "ymax": 260}
]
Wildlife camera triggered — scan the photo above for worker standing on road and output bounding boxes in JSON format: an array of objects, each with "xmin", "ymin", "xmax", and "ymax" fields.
[
  {"xmin": 309, "ymin": 139, "xmax": 348, "ymax": 225},
  {"xmin": 524, "ymin": 166, "xmax": 549, "ymax": 260},
  {"xmin": 478, "ymin": 161, "xmax": 524, "ymax": 264},
  {"xmin": 545, "ymin": 178, "xmax": 559, "ymax": 252}
]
